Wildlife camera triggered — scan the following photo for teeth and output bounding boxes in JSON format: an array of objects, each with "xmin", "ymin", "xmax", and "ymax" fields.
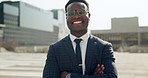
[{"xmin": 73, "ymin": 21, "xmax": 82, "ymax": 24}]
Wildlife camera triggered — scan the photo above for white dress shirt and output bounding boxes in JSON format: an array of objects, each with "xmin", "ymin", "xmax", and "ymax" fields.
[{"xmin": 69, "ymin": 32, "xmax": 90, "ymax": 75}]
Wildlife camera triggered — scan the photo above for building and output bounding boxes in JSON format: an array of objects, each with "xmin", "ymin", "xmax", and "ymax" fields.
[
  {"xmin": 50, "ymin": 9, "xmax": 69, "ymax": 40},
  {"xmin": 0, "ymin": 24, "xmax": 5, "ymax": 41},
  {"xmin": 91, "ymin": 17, "xmax": 148, "ymax": 52},
  {"xmin": 0, "ymin": 1, "xmax": 67, "ymax": 47}
]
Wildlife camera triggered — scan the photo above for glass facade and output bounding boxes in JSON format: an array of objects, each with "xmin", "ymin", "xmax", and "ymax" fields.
[{"xmin": 0, "ymin": 1, "xmax": 60, "ymax": 46}]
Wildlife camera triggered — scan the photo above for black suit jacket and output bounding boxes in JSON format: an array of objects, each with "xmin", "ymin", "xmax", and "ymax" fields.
[{"xmin": 43, "ymin": 35, "xmax": 118, "ymax": 78}]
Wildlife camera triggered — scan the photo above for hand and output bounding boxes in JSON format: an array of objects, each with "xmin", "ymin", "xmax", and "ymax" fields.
[
  {"xmin": 61, "ymin": 71, "xmax": 69, "ymax": 78},
  {"xmin": 94, "ymin": 64, "xmax": 105, "ymax": 75}
]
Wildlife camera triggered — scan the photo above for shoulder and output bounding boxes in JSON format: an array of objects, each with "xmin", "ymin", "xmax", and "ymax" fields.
[
  {"xmin": 90, "ymin": 35, "xmax": 112, "ymax": 46},
  {"xmin": 50, "ymin": 35, "xmax": 70, "ymax": 46},
  {"xmin": 90, "ymin": 35, "xmax": 114, "ymax": 52}
]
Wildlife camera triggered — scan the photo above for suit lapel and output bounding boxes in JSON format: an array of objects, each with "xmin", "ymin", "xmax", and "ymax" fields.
[
  {"xmin": 63, "ymin": 35, "xmax": 76, "ymax": 58},
  {"xmin": 85, "ymin": 35, "xmax": 97, "ymax": 74},
  {"xmin": 63, "ymin": 35, "xmax": 98, "ymax": 74},
  {"xmin": 63, "ymin": 35, "xmax": 78, "ymax": 68}
]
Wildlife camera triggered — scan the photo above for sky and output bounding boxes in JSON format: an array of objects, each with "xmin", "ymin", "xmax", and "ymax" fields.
[{"xmin": 0, "ymin": 0, "xmax": 148, "ymax": 30}]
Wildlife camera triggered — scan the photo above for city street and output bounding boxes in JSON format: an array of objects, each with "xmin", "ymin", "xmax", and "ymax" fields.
[{"xmin": 0, "ymin": 52, "xmax": 148, "ymax": 78}]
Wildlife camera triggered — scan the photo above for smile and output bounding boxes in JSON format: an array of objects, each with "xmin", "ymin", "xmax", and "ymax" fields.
[{"xmin": 73, "ymin": 21, "xmax": 82, "ymax": 24}]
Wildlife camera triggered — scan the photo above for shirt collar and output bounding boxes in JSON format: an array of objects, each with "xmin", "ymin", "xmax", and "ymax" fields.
[{"xmin": 70, "ymin": 32, "xmax": 90, "ymax": 42}]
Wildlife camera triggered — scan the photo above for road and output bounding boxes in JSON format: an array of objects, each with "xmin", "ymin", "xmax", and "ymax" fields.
[{"xmin": 0, "ymin": 52, "xmax": 148, "ymax": 78}]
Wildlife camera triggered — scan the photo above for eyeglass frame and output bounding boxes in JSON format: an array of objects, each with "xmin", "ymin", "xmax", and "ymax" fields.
[{"xmin": 65, "ymin": 9, "xmax": 89, "ymax": 16}]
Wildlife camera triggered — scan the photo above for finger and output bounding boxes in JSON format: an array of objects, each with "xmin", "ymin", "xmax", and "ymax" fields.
[
  {"xmin": 96, "ymin": 65, "xmax": 103, "ymax": 74},
  {"xmin": 97, "ymin": 64, "xmax": 102, "ymax": 70},
  {"xmin": 94, "ymin": 64, "xmax": 100, "ymax": 74},
  {"xmin": 95, "ymin": 64, "xmax": 100, "ymax": 72},
  {"xmin": 100, "ymin": 65, "xmax": 105, "ymax": 74},
  {"xmin": 97, "ymin": 64, "xmax": 104, "ymax": 74},
  {"xmin": 96, "ymin": 64, "xmax": 100, "ymax": 69},
  {"xmin": 101, "ymin": 65, "xmax": 105, "ymax": 70}
]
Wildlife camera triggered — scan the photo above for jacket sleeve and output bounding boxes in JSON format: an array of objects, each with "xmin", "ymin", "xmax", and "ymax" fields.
[
  {"xmin": 42, "ymin": 45, "xmax": 60, "ymax": 78},
  {"xmin": 70, "ymin": 43, "xmax": 118, "ymax": 78}
]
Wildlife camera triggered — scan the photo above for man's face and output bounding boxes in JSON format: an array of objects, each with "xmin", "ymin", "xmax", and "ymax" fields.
[{"xmin": 66, "ymin": 2, "xmax": 90, "ymax": 33}]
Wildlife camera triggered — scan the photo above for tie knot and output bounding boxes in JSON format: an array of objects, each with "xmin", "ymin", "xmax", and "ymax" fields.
[{"xmin": 74, "ymin": 39, "xmax": 82, "ymax": 45}]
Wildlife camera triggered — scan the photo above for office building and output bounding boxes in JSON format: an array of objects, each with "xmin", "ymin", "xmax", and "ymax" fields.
[
  {"xmin": 0, "ymin": 1, "xmax": 67, "ymax": 46},
  {"xmin": 91, "ymin": 17, "xmax": 148, "ymax": 52},
  {"xmin": 0, "ymin": 24, "xmax": 5, "ymax": 41}
]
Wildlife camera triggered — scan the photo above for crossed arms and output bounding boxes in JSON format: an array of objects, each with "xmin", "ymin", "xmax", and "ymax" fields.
[
  {"xmin": 43, "ymin": 42, "xmax": 118, "ymax": 78},
  {"xmin": 61, "ymin": 64, "xmax": 105, "ymax": 78}
]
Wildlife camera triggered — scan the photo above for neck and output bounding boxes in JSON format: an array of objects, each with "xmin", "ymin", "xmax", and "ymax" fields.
[{"xmin": 71, "ymin": 30, "xmax": 87, "ymax": 38}]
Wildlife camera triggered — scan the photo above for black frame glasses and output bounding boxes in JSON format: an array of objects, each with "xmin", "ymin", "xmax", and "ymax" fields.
[{"xmin": 66, "ymin": 9, "xmax": 88, "ymax": 16}]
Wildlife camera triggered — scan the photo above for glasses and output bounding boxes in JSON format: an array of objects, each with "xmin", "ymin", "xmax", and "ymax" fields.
[{"xmin": 66, "ymin": 9, "xmax": 88, "ymax": 16}]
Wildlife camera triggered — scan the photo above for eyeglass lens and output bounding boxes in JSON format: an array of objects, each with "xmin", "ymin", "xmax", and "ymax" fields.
[{"xmin": 66, "ymin": 9, "xmax": 87, "ymax": 16}]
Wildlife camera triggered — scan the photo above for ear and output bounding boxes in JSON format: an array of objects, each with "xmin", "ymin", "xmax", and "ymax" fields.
[
  {"xmin": 66, "ymin": 16, "xmax": 68, "ymax": 19},
  {"xmin": 86, "ymin": 12, "xmax": 91, "ymax": 18},
  {"xmin": 88, "ymin": 13, "xmax": 91, "ymax": 18}
]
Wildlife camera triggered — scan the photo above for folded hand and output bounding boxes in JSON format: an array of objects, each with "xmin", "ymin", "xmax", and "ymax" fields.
[
  {"xmin": 61, "ymin": 71, "xmax": 68, "ymax": 78},
  {"xmin": 94, "ymin": 64, "xmax": 105, "ymax": 75}
]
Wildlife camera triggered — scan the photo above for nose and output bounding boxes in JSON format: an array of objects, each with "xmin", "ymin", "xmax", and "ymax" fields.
[
  {"xmin": 74, "ymin": 10, "xmax": 80, "ymax": 15},
  {"xmin": 72, "ymin": 10, "xmax": 81, "ymax": 18},
  {"xmin": 72, "ymin": 14, "xmax": 81, "ymax": 19}
]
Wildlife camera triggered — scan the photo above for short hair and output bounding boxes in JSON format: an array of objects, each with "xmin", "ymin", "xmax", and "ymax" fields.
[{"xmin": 65, "ymin": 0, "xmax": 89, "ymax": 12}]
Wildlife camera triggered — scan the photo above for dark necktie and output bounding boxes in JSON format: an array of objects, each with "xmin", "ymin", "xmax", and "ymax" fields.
[{"xmin": 74, "ymin": 39, "xmax": 82, "ymax": 74}]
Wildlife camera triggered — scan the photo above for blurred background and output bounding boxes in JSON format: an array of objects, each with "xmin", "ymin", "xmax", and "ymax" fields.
[{"xmin": 0, "ymin": 0, "xmax": 148, "ymax": 78}]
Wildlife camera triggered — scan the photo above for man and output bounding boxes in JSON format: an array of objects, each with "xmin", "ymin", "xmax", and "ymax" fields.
[{"xmin": 43, "ymin": 0, "xmax": 118, "ymax": 78}]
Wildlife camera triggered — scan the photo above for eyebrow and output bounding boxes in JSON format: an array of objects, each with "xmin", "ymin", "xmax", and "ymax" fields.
[{"xmin": 66, "ymin": 2, "xmax": 88, "ymax": 11}]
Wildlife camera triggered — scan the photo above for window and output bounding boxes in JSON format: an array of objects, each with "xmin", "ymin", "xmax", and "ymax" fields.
[{"xmin": 51, "ymin": 10, "xmax": 58, "ymax": 20}]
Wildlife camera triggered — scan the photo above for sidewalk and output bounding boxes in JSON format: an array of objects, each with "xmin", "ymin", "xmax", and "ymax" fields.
[
  {"xmin": 0, "ymin": 52, "xmax": 148, "ymax": 78},
  {"xmin": 115, "ymin": 52, "xmax": 148, "ymax": 78},
  {"xmin": 0, "ymin": 52, "xmax": 46, "ymax": 78}
]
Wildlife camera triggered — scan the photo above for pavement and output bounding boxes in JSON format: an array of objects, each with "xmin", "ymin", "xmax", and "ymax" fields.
[
  {"xmin": 0, "ymin": 52, "xmax": 148, "ymax": 78},
  {"xmin": 0, "ymin": 52, "xmax": 46, "ymax": 78},
  {"xmin": 115, "ymin": 52, "xmax": 148, "ymax": 78}
]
